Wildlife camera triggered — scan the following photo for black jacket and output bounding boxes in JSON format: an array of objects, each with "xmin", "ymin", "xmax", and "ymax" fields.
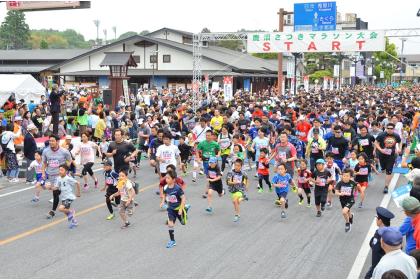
[{"xmin": 23, "ymin": 132, "xmax": 37, "ymax": 160}]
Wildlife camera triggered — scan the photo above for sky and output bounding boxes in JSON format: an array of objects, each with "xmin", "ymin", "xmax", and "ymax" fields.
[{"xmin": 0, "ymin": 0, "xmax": 419, "ymax": 54}]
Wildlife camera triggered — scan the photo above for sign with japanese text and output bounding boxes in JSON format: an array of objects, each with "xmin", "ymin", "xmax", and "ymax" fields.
[
  {"xmin": 303, "ymin": 76, "xmax": 309, "ymax": 92},
  {"xmin": 223, "ymin": 76, "xmax": 233, "ymax": 101},
  {"xmin": 247, "ymin": 30, "xmax": 385, "ymax": 53},
  {"xmin": 294, "ymin": 2, "xmax": 336, "ymax": 31}
]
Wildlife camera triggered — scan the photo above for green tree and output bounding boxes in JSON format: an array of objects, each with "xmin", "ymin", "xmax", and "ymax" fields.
[
  {"xmin": 118, "ymin": 31, "xmax": 137, "ymax": 40},
  {"xmin": 310, "ymin": 69, "xmax": 332, "ymax": 83},
  {"xmin": 0, "ymin": 11, "xmax": 30, "ymax": 49},
  {"xmin": 61, "ymin": 29, "xmax": 90, "ymax": 48},
  {"xmin": 139, "ymin": 30, "xmax": 150, "ymax": 36},
  {"xmin": 252, "ymin": 53, "xmax": 278, "ymax": 59},
  {"xmin": 40, "ymin": 39, "xmax": 48, "ymax": 49},
  {"xmin": 373, "ymin": 38, "xmax": 398, "ymax": 82}
]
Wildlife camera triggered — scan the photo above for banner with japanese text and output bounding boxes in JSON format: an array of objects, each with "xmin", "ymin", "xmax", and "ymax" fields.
[
  {"xmin": 247, "ymin": 30, "xmax": 385, "ymax": 53},
  {"xmin": 223, "ymin": 76, "xmax": 233, "ymax": 101}
]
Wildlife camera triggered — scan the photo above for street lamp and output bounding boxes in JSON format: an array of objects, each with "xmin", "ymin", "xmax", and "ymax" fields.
[
  {"xmin": 151, "ymin": 50, "xmax": 159, "ymax": 89},
  {"xmin": 348, "ymin": 53, "xmax": 364, "ymax": 87}
]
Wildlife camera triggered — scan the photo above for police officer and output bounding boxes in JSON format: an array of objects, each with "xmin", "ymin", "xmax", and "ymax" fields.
[{"xmin": 364, "ymin": 206, "xmax": 395, "ymax": 279}]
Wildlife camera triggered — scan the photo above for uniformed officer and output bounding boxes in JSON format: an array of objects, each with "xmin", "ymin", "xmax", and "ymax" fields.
[{"xmin": 364, "ymin": 206, "xmax": 395, "ymax": 279}]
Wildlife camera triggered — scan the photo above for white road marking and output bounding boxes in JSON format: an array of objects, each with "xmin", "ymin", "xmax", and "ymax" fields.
[
  {"xmin": 347, "ymin": 172, "xmax": 400, "ymax": 279},
  {"xmin": 0, "ymin": 167, "xmax": 103, "ymax": 199}
]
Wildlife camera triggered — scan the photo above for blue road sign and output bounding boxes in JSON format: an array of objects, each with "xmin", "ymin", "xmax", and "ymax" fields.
[{"xmin": 294, "ymin": 2, "xmax": 337, "ymax": 31}]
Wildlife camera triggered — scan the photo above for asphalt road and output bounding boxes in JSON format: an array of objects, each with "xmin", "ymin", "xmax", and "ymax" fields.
[{"xmin": 0, "ymin": 160, "xmax": 407, "ymax": 279}]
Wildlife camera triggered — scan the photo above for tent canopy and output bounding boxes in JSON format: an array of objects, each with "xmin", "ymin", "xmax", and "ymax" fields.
[{"xmin": 0, "ymin": 74, "xmax": 45, "ymax": 106}]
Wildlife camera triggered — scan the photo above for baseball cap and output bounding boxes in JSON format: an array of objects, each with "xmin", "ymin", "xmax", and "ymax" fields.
[
  {"xmin": 65, "ymin": 135, "xmax": 72, "ymax": 140},
  {"xmin": 379, "ymin": 227, "xmax": 403, "ymax": 246},
  {"xmin": 102, "ymin": 159, "xmax": 113, "ymax": 166},
  {"xmin": 208, "ymin": 157, "xmax": 218, "ymax": 164},
  {"xmin": 316, "ymin": 159, "xmax": 325, "ymax": 165},
  {"xmin": 402, "ymin": 196, "xmax": 420, "ymax": 213},
  {"xmin": 14, "ymin": 116, "xmax": 22, "ymax": 121}
]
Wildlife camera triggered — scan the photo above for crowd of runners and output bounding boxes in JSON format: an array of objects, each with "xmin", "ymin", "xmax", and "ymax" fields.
[{"xmin": 2, "ymin": 84, "xmax": 420, "ymax": 259}]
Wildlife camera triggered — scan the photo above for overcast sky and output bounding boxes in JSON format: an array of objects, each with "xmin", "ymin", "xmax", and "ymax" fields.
[{"xmin": 0, "ymin": 0, "xmax": 419, "ymax": 54}]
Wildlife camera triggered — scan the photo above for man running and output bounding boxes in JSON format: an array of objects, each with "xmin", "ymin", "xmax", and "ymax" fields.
[{"xmin": 105, "ymin": 129, "xmax": 138, "ymax": 173}]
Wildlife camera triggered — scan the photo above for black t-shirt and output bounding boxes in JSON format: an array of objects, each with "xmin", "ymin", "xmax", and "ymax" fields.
[
  {"xmin": 335, "ymin": 180, "xmax": 357, "ymax": 199},
  {"xmin": 354, "ymin": 163, "xmax": 372, "ymax": 183},
  {"xmin": 207, "ymin": 165, "xmax": 222, "ymax": 187},
  {"xmin": 237, "ymin": 119, "xmax": 249, "ymax": 132},
  {"xmin": 376, "ymin": 132, "xmax": 401, "ymax": 156},
  {"xmin": 312, "ymin": 169, "xmax": 332, "ymax": 190},
  {"xmin": 178, "ymin": 143, "xmax": 191, "ymax": 160},
  {"xmin": 353, "ymin": 134, "xmax": 376, "ymax": 159},
  {"xmin": 309, "ymin": 138, "xmax": 324, "ymax": 159},
  {"xmin": 328, "ymin": 136, "xmax": 349, "ymax": 160},
  {"xmin": 107, "ymin": 141, "xmax": 135, "ymax": 172}
]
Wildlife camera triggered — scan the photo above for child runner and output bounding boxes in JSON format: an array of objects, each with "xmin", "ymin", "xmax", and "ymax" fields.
[
  {"xmin": 162, "ymin": 169, "xmax": 187, "ymax": 248},
  {"xmin": 335, "ymin": 168, "xmax": 357, "ymax": 232},
  {"xmin": 325, "ymin": 152, "xmax": 341, "ymax": 209},
  {"xmin": 101, "ymin": 159, "xmax": 120, "ymax": 220},
  {"xmin": 226, "ymin": 158, "xmax": 248, "ymax": 222},
  {"xmin": 205, "ymin": 157, "xmax": 224, "ymax": 213},
  {"xmin": 272, "ymin": 163, "xmax": 296, "ymax": 219},
  {"xmin": 178, "ymin": 136, "xmax": 192, "ymax": 175},
  {"xmin": 354, "ymin": 152, "xmax": 372, "ymax": 208},
  {"xmin": 310, "ymin": 159, "xmax": 333, "ymax": 217},
  {"xmin": 99, "ymin": 136, "xmax": 110, "ymax": 162},
  {"xmin": 348, "ymin": 150, "xmax": 359, "ymax": 170},
  {"xmin": 54, "ymin": 164, "xmax": 81, "ymax": 229},
  {"xmin": 30, "ymin": 151, "xmax": 45, "ymax": 203},
  {"xmin": 257, "ymin": 148, "xmax": 272, "ymax": 193},
  {"xmin": 296, "ymin": 159, "xmax": 312, "ymax": 207},
  {"xmin": 109, "ymin": 170, "xmax": 136, "ymax": 229},
  {"xmin": 73, "ymin": 132, "xmax": 101, "ymax": 190},
  {"xmin": 230, "ymin": 144, "xmax": 245, "ymax": 168},
  {"xmin": 159, "ymin": 164, "xmax": 187, "ymax": 210}
]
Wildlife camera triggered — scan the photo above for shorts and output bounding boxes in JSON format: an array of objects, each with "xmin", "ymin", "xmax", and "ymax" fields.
[
  {"xmin": 61, "ymin": 199, "xmax": 73, "ymax": 209},
  {"xmin": 247, "ymin": 150, "xmax": 256, "ymax": 160},
  {"xmin": 167, "ymin": 207, "xmax": 182, "ymax": 223},
  {"xmin": 314, "ymin": 189, "xmax": 328, "ymax": 206},
  {"xmin": 230, "ymin": 191, "xmax": 243, "ymax": 200},
  {"xmin": 276, "ymin": 191, "xmax": 288, "ymax": 199},
  {"xmin": 82, "ymin": 162, "xmax": 94, "ymax": 176},
  {"xmin": 119, "ymin": 200, "xmax": 134, "ymax": 214},
  {"xmin": 209, "ymin": 182, "xmax": 223, "ymax": 195},
  {"xmin": 358, "ymin": 181, "xmax": 368, "ymax": 188},
  {"xmin": 379, "ymin": 154, "xmax": 396, "ymax": 175},
  {"xmin": 35, "ymin": 173, "xmax": 46, "ymax": 189},
  {"xmin": 299, "ymin": 187, "xmax": 311, "ymax": 195},
  {"xmin": 340, "ymin": 198, "xmax": 355, "ymax": 209},
  {"xmin": 45, "ymin": 175, "xmax": 58, "ymax": 188},
  {"xmin": 150, "ymin": 154, "xmax": 157, "ymax": 161}
]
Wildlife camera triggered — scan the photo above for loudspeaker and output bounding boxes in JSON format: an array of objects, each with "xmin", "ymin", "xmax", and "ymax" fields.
[{"xmin": 103, "ymin": 89, "xmax": 112, "ymax": 106}]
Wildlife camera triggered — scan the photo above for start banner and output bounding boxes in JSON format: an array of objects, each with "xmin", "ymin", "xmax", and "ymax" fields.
[{"xmin": 247, "ymin": 30, "xmax": 385, "ymax": 53}]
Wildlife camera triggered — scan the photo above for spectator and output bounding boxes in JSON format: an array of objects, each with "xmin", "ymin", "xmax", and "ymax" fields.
[{"xmin": 23, "ymin": 124, "xmax": 38, "ymax": 184}]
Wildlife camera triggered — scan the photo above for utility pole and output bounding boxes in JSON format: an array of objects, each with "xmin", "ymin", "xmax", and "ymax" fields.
[
  {"xmin": 277, "ymin": 8, "xmax": 293, "ymax": 95},
  {"xmin": 112, "ymin": 26, "xmax": 117, "ymax": 40},
  {"xmin": 400, "ymin": 38, "xmax": 407, "ymax": 83},
  {"xmin": 103, "ymin": 29, "xmax": 108, "ymax": 45},
  {"xmin": 93, "ymin": 20, "xmax": 100, "ymax": 45}
]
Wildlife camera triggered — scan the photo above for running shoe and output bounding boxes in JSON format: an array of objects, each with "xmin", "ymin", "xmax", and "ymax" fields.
[
  {"xmin": 233, "ymin": 215, "xmax": 240, "ymax": 222},
  {"xmin": 202, "ymin": 194, "xmax": 207, "ymax": 199},
  {"xmin": 316, "ymin": 211, "xmax": 322, "ymax": 217},
  {"xmin": 285, "ymin": 199, "xmax": 289, "ymax": 209},
  {"xmin": 94, "ymin": 179, "xmax": 98, "ymax": 188},
  {"xmin": 166, "ymin": 240, "xmax": 176, "ymax": 248},
  {"xmin": 298, "ymin": 199, "xmax": 304, "ymax": 206},
  {"xmin": 321, "ymin": 206, "xmax": 325, "ymax": 211},
  {"xmin": 9, "ymin": 178, "xmax": 19, "ymax": 183},
  {"xmin": 254, "ymin": 174, "xmax": 258, "ymax": 178},
  {"xmin": 106, "ymin": 213, "xmax": 115, "ymax": 220},
  {"xmin": 192, "ymin": 178, "xmax": 197, "ymax": 183},
  {"xmin": 49, "ymin": 198, "xmax": 53, "ymax": 204},
  {"xmin": 69, "ymin": 219, "xmax": 78, "ymax": 229},
  {"xmin": 257, "ymin": 188, "xmax": 263, "ymax": 194},
  {"xmin": 307, "ymin": 203, "xmax": 311, "ymax": 208},
  {"xmin": 67, "ymin": 209, "xmax": 75, "ymax": 221},
  {"xmin": 243, "ymin": 194, "xmax": 249, "ymax": 201},
  {"xmin": 161, "ymin": 203, "xmax": 168, "ymax": 210},
  {"xmin": 127, "ymin": 208, "xmax": 134, "ymax": 216},
  {"xmin": 275, "ymin": 199, "xmax": 282, "ymax": 206},
  {"xmin": 155, "ymin": 191, "xmax": 160, "ymax": 195},
  {"xmin": 185, "ymin": 204, "xmax": 191, "ymax": 212},
  {"xmin": 345, "ymin": 223, "xmax": 351, "ymax": 233},
  {"xmin": 205, "ymin": 207, "xmax": 213, "ymax": 213},
  {"xmin": 326, "ymin": 201, "xmax": 332, "ymax": 208},
  {"xmin": 383, "ymin": 186, "xmax": 389, "ymax": 194},
  {"xmin": 281, "ymin": 211, "xmax": 287, "ymax": 219},
  {"xmin": 349, "ymin": 213, "xmax": 354, "ymax": 224},
  {"xmin": 358, "ymin": 202, "xmax": 363, "ymax": 209},
  {"xmin": 134, "ymin": 201, "xmax": 139, "ymax": 207},
  {"xmin": 31, "ymin": 197, "xmax": 39, "ymax": 203},
  {"xmin": 199, "ymin": 170, "xmax": 204, "ymax": 175},
  {"xmin": 120, "ymin": 222, "xmax": 130, "ymax": 229},
  {"xmin": 46, "ymin": 210, "xmax": 55, "ymax": 219},
  {"xmin": 83, "ymin": 184, "xmax": 89, "ymax": 191},
  {"xmin": 291, "ymin": 186, "xmax": 297, "ymax": 193}
]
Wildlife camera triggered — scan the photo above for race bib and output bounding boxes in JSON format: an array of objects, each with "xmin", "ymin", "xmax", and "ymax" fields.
[
  {"xmin": 278, "ymin": 151, "xmax": 287, "ymax": 161},
  {"xmin": 298, "ymin": 177, "xmax": 306, "ymax": 184},
  {"xmin": 316, "ymin": 177, "xmax": 326, "ymax": 186},
  {"xmin": 105, "ymin": 178, "xmax": 114, "ymax": 185},
  {"xmin": 208, "ymin": 170, "xmax": 217, "ymax": 179},
  {"xmin": 166, "ymin": 194, "xmax": 178, "ymax": 203},
  {"xmin": 48, "ymin": 159, "xmax": 60, "ymax": 168},
  {"xmin": 240, "ymin": 125, "xmax": 246, "ymax": 130},
  {"xmin": 383, "ymin": 148, "xmax": 392, "ymax": 155},
  {"xmin": 311, "ymin": 147, "xmax": 319, "ymax": 153},
  {"xmin": 341, "ymin": 186, "xmax": 352, "ymax": 196},
  {"xmin": 331, "ymin": 147, "xmax": 339, "ymax": 154},
  {"xmin": 359, "ymin": 168, "xmax": 369, "ymax": 175},
  {"xmin": 258, "ymin": 162, "xmax": 265, "ymax": 169},
  {"xmin": 359, "ymin": 139, "xmax": 369, "ymax": 146}
]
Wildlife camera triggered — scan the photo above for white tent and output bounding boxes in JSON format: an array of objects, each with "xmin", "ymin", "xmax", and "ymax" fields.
[{"xmin": 0, "ymin": 74, "xmax": 45, "ymax": 106}]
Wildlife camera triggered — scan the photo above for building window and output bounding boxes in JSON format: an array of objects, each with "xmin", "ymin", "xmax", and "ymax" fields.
[
  {"xmin": 163, "ymin": 55, "xmax": 171, "ymax": 63},
  {"xmin": 133, "ymin": 55, "xmax": 140, "ymax": 63},
  {"xmin": 150, "ymin": 55, "xmax": 157, "ymax": 63}
]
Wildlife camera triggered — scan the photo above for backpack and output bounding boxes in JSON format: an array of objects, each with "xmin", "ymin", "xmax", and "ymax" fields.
[{"xmin": 1, "ymin": 134, "xmax": 12, "ymax": 152}]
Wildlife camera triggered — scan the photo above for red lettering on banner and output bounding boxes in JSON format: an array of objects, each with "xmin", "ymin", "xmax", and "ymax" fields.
[
  {"xmin": 332, "ymin": 41, "xmax": 341, "ymax": 51},
  {"xmin": 263, "ymin": 42, "xmax": 271, "ymax": 51},
  {"xmin": 356, "ymin": 40, "xmax": 365, "ymax": 50},
  {"xmin": 307, "ymin": 41, "xmax": 317, "ymax": 51},
  {"xmin": 284, "ymin": 41, "xmax": 293, "ymax": 51}
]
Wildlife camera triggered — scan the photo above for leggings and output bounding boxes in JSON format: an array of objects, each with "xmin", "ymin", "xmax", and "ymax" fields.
[
  {"xmin": 105, "ymin": 192, "xmax": 121, "ymax": 214},
  {"xmin": 258, "ymin": 174, "xmax": 272, "ymax": 189},
  {"xmin": 52, "ymin": 189, "xmax": 61, "ymax": 211},
  {"xmin": 221, "ymin": 154, "xmax": 229, "ymax": 171},
  {"xmin": 82, "ymin": 162, "xmax": 94, "ymax": 176}
]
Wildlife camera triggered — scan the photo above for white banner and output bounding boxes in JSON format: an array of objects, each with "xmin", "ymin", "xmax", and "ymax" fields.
[
  {"xmin": 304, "ymin": 76, "xmax": 309, "ymax": 92},
  {"xmin": 286, "ymin": 61, "xmax": 294, "ymax": 78},
  {"xmin": 350, "ymin": 66, "xmax": 356, "ymax": 77},
  {"xmin": 223, "ymin": 76, "xmax": 233, "ymax": 101},
  {"xmin": 122, "ymin": 79, "xmax": 129, "ymax": 105},
  {"xmin": 323, "ymin": 77, "xmax": 328, "ymax": 89},
  {"xmin": 247, "ymin": 30, "xmax": 385, "ymax": 53},
  {"xmin": 329, "ymin": 78, "xmax": 334, "ymax": 90},
  {"xmin": 333, "ymin": 65, "xmax": 340, "ymax": 77},
  {"xmin": 368, "ymin": 66, "xmax": 373, "ymax": 76},
  {"xmin": 211, "ymin": 81, "xmax": 219, "ymax": 92}
]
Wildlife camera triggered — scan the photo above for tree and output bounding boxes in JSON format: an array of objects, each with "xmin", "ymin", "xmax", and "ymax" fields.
[
  {"xmin": 40, "ymin": 39, "xmax": 48, "ymax": 49},
  {"xmin": 201, "ymin": 27, "xmax": 211, "ymax": 33},
  {"xmin": 118, "ymin": 31, "xmax": 137, "ymax": 40},
  {"xmin": 310, "ymin": 69, "xmax": 332, "ymax": 83},
  {"xmin": 0, "ymin": 11, "xmax": 30, "ymax": 49},
  {"xmin": 139, "ymin": 30, "xmax": 149, "ymax": 36},
  {"xmin": 252, "ymin": 53, "xmax": 277, "ymax": 59},
  {"xmin": 373, "ymin": 38, "xmax": 398, "ymax": 82}
]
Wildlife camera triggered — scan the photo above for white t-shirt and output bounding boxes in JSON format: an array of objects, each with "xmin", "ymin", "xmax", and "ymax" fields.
[
  {"xmin": 156, "ymin": 144, "xmax": 180, "ymax": 173},
  {"xmin": 192, "ymin": 125, "xmax": 210, "ymax": 143},
  {"xmin": 76, "ymin": 141, "xmax": 97, "ymax": 165},
  {"xmin": 143, "ymin": 94, "xmax": 151, "ymax": 106}
]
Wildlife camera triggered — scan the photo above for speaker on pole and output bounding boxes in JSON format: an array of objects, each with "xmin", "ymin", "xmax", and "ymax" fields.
[{"xmin": 103, "ymin": 89, "xmax": 112, "ymax": 106}]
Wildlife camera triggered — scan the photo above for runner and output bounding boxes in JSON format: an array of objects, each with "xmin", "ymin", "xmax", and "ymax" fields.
[
  {"xmin": 354, "ymin": 152, "xmax": 374, "ymax": 208},
  {"xmin": 205, "ymin": 157, "xmax": 224, "ymax": 214},
  {"xmin": 306, "ymin": 128, "xmax": 327, "ymax": 172},
  {"xmin": 272, "ymin": 163, "xmax": 296, "ymax": 219},
  {"xmin": 156, "ymin": 132, "xmax": 181, "ymax": 179},
  {"xmin": 29, "ymin": 150, "xmax": 45, "ymax": 203},
  {"xmin": 105, "ymin": 129, "xmax": 138, "ymax": 173},
  {"xmin": 296, "ymin": 159, "xmax": 312, "ymax": 207},
  {"xmin": 270, "ymin": 131, "xmax": 297, "ymax": 177},
  {"xmin": 54, "ymin": 164, "xmax": 81, "ymax": 229},
  {"xmin": 226, "ymin": 158, "xmax": 248, "ymax": 222},
  {"xmin": 73, "ymin": 132, "xmax": 101, "ymax": 190},
  {"xmin": 109, "ymin": 170, "xmax": 136, "ymax": 229},
  {"xmin": 257, "ymin": 148, "xmax": 272, "ymax": 193},
  {"xmin": 335, "ymin": 168, "xmax": 357, "ymax": 233},
  {"xmin": 42, "ymin": 134, "xmax": 72, "ymax": 219},
  {"xmin": 101, "ymin": 159, "xmax": 120, "ymax": 220},
  {"xmin": 310, "ymin": 159, "xmax": 333, "ymax": 217},
  {"xmin": 325, "ymin": 152, "xmax": 341, "ymax": 209},
  {"xmin": 327, "ymin": 125, "xmax": 349, "ymax": 171},
  {"xmin": 218, "ymin": 125, "xmax": 232, "ymax": 174},
  {"xmin": 159, "ymin": 164, "xmax": 187, "ymax": 210},
  {"xmin": 178, "ymin": 136, "xmax": 192, "ymax": 175},
  {"xmin": 251, "ymin": 128, "xmax": 270, "ymax": 178}
]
